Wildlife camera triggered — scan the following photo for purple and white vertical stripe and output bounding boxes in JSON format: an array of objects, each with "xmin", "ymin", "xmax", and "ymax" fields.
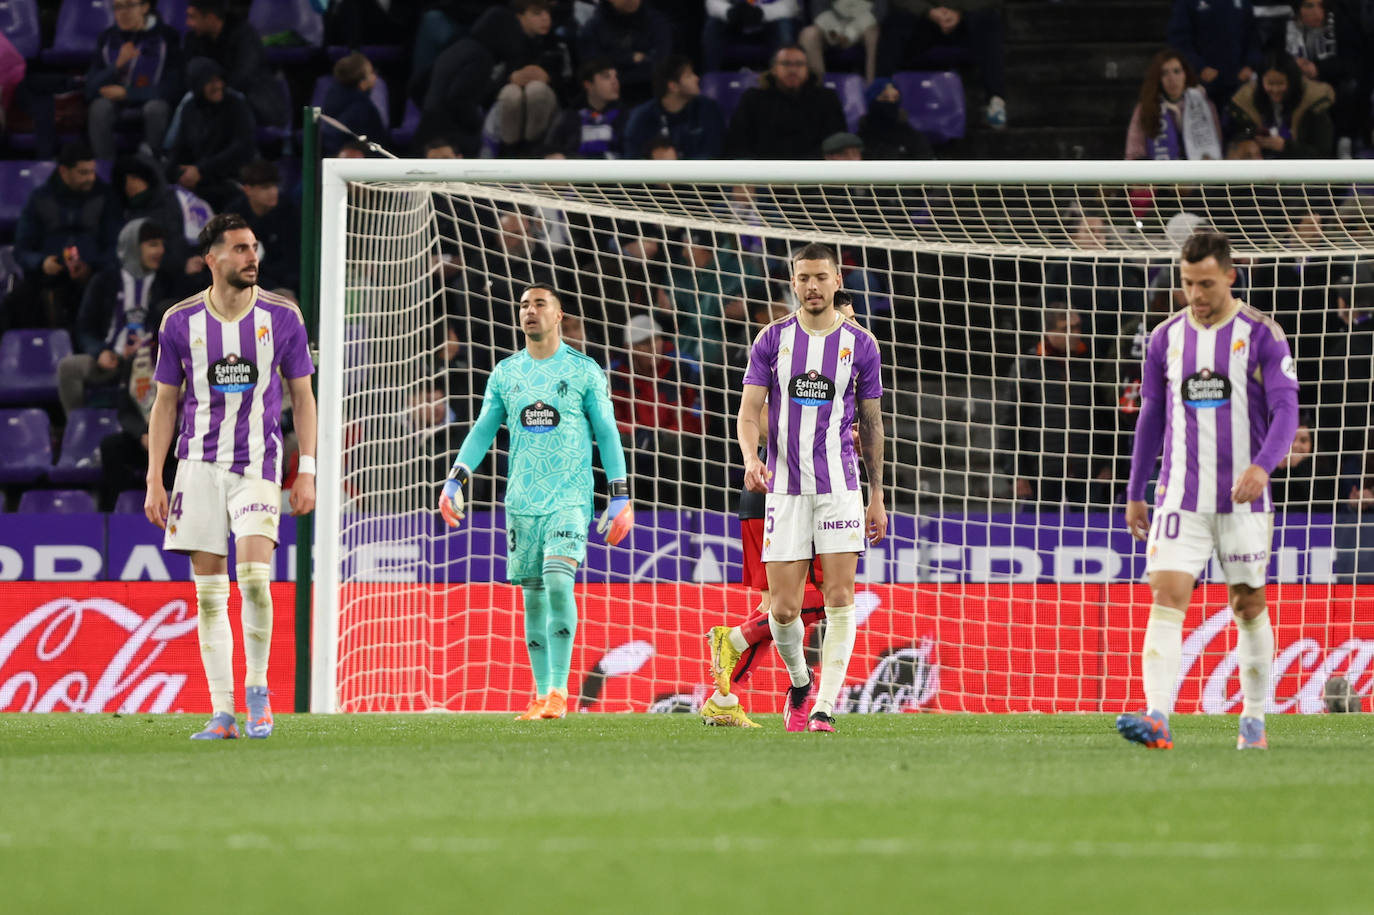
[
  {"xmin": 1157, "ymin": 306, "xmax": 1283, "ymax": 514},
  {"xmin": 744, "ymin": 314, "xmax": 882, "ymax": 496},
  {"xmin": 154, "ymin": 290, "xmax": 312, "ymax": 484}
]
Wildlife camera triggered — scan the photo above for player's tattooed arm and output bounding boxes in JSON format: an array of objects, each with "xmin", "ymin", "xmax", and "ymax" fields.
[{"xmin": 857, "ymin": 397, "xmax": 885, "ymax": 494}]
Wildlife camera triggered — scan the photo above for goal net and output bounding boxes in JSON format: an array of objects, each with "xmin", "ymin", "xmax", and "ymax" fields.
[{"xmin": 313, "ymin": 159, "xmax": 1374, "ymax": 715}]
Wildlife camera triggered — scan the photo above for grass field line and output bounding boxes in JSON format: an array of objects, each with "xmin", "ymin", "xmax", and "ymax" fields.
[{"xmin": 0, "ymin": 830, "xmax": 1365, "ymax": 861}]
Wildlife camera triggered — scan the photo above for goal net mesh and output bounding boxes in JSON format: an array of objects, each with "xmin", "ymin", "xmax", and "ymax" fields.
[{"xmin": 324, "ymin": 170, "xmax": 1374, "ymax": 715}]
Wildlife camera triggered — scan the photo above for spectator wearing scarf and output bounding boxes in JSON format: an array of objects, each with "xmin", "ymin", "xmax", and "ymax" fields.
[{"xmin": 1126, "ymin": 49, "xmax": 1222, "ymax": 160}]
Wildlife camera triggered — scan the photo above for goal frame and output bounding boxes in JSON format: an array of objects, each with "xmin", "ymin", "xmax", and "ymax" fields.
[{"xmin": 311, "ymin": 157, "xmax": 1374, "ymax": 713}]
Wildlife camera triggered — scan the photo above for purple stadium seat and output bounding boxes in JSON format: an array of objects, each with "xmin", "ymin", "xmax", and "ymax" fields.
[
  {"xmin": 42, "ymin": 0, "xmax": 114, "ymax": 67},
  {"xmin": 49, "ymin": 407, "xmax": 120, "ymax": 484},
  {"xmin": 0, "ymin": 160, "xmax": 56, "ymax": 235},
  {"xmin": 0, "ymin": 0, "xmax": 40, "ymax": 59},
  {"xmin": 0, "ymin": 328, "xmax": 73, "ymax": 404},
  {"xmin": 822, "ymin": 73, "xmax": 866, "ymax": 134},
  {"xmin": 0, "ymin": 408, "xmax": 50, "ymax": 483},
  {"xmin": 891, "ymin": 70, "xmax": 966, "ymax": 144},
  {"xmin": 700, "ymin": 70, "xmax": 760, "ymax": 125},
  {"xmin": 250, "ymin": 0, "xmax": 322, "ymax": 65},
  {"xmin": 113, "ymin": 488, "xmax": 146, "ymax": 513},
  {"xmin": 18, "ymin": 488, "xmax": 97, "ymax": 513},
  {"xmin": 157, "ymin": 0, "xmax": 186, "ymax": 31},
  {"xmin": 310, "ymin": 73, "xmax": 389, "ymax": 130}
]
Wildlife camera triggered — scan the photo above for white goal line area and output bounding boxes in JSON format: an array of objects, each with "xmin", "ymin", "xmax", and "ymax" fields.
[{"xmin": 310, "ymin": 159, "xmax": 1374, "ymax": 714}]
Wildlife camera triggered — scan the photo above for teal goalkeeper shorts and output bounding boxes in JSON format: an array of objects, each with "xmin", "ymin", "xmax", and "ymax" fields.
[{"xmin": 506, "ymin": 507, "xmax": 591, "ymax": 582}]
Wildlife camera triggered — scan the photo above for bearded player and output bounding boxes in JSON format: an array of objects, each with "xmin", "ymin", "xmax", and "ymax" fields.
[
  {"xmin": 737, "ymin": 244, "xmax": 887, "ymax": 733},
  {"xmin": 145, "ymin": 213, "xmax": 317, "ymax": 740},
  {"xmin": 703, "ymin": 295, "xmax": 860, "ymax": 728},
  {"xmin": 1117, "ymin": 230, "xmax": 1298, "ymax": 750}
]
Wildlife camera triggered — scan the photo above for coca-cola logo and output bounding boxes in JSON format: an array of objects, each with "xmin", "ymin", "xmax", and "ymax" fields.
[
  {"xmin": 1180, "ymin": 607, "xmax": 1374, "ymax": 713},
  {"xmin": 0, "ymin": 597, "xmax": 198, "ymax": 713}
]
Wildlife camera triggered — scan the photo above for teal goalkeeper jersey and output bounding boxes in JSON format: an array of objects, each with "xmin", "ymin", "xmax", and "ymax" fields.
[{"xmin": 453, "ymin": 342, "xmax": 628, "ymax": 516}]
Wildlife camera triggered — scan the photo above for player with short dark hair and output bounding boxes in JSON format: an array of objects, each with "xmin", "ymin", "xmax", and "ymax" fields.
[
  {"xmin": 439, "ymin": 285, "xmax": 633, "ymax": 720},
  {"xmin": 1118, "ymin": 229, "xmax": 1299, "ymax": 750},
  {"xmin": 737, "ymin": 245, "xmax": 887, "ymax": 732},
  {"xmin": 145, "ymin": 211, "xmax": 317, "ymax": 740}
]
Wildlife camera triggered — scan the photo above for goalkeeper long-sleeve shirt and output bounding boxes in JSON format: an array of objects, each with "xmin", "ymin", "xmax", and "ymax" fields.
[{"xmin": 453, "ymin": 342, "xmax": 627, "ymax": 516}]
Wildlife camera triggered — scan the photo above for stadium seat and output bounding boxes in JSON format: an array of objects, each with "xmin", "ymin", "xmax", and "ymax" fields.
[
  {"xmin": 822, "ymin": 73, "xmax": 866, "ymax": 134},
  {"xmin": 310, "ymin": 73, "xmax": 389, "ymax": 133},
  {"xmin": 113, "ymin": 488, "xmax": 145, "ymax": 513},
  {"xmin": 0, "ymin": 407, "xmax": 50, "ymax": 483},
  {"xmin": 700, "ymin": 70, "xmax": 759, "ymax": 125},
  {"xmin": 891, "ymin": 70, "xmax": 966, "ymax": 144},
  {"xmin": 250, "ymin": 0, "xmax": 322, "ymax": 66},
  {"xmin": 17, "ymin": 488, "xmax": 97, "ymax": 513},
  {"xmin": 42, "ymin": 0, "xmax": 114, "ymax": 68},
  {"xmin": 0, "ymin": 0, "xmax": 40, "ymax": 59},
  {"xmin": 157, "ymin": 0, "xmax": 185, "ymax": 31},
  {"xmin": 0, "ymin": 328, "xmax": 72, "ymax": 404},
  {"xmin": 0, "ymin": 160, "xmax": 56, "ymax": 236},
  {"xmin": 49, "ymin": 407, "xmax": 120, "ymax": 484}
]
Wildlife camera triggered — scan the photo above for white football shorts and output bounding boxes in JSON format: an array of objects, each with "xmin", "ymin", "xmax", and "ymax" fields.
[
  {"xmin": 1145, "ymin": 508, "xmax": 1273, "ymax": 588},
  {"xmin": 163, "ymin": 460, "xmax": 283, "ymax": 556},
  {"xmin": 760, "ymin": 490, "xmax": 866, "ymax": 563}
]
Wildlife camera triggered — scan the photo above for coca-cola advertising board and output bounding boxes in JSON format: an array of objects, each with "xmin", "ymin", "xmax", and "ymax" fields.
[
  {"xmin": 336, "ymin": 583, "xmax": 1374, "ymax": 714},
  {"xmin": 0, "ymin": 583, "xmax": 296, "ymax": 713}
]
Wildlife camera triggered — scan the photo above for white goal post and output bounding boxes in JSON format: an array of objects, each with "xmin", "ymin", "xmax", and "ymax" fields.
[{"xmin": 312, "ymin": 157, "xmax": 1374, "ymax": 715}]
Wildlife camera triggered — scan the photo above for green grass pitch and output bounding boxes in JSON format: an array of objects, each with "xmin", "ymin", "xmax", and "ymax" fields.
[{"xmin": 2, "ymin": 713, "xmax": 1372, "ymax": 914}]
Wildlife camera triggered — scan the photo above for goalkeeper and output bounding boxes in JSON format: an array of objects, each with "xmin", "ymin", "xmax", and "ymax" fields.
[{"xmin": 438, "ymin": 285, "xmax": 634, "ymax": 721}]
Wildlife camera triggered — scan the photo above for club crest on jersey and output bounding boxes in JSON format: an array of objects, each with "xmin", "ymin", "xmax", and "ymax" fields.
[
  {"xmin": 1231, "ymin": 338, "xmax": 1246, "ymax": 356},
  {"xmin": 256, "ymin": 325, "xmax": 271, "ymax": 344},
  {"xmin": 789, "ymin": 370, "xmax": 836, "ymax": 406},
  {"xmin": 839, "ymin": 346, "xmax": 853, "ymax": 362},
  {"xmin": 209, "ymin": 353, "xmax": 258, "ymax": 393},
  {"xmin": 557, "ymin": 380, "xmax": 569, "ymax": 396},
  {"xmin": 1182, "ymin": 368, "xmax": 1230, "ymax": 408},
  {"xmin": 520, "ymin": 400, "xmax": 561, "ymax": 432}
]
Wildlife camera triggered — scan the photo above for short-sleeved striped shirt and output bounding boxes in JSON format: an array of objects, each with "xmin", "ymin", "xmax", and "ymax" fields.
[
  {"xmin": 153, "ymin": 287, "xmax": 314, "ymax": 483},
  {"xmin": 1144, "ymin": 301, "xmax": 1298, "ymax": 513},
  {"xmin": 742, "ymin": 312, "xmax": 883, "ymax": 495}
]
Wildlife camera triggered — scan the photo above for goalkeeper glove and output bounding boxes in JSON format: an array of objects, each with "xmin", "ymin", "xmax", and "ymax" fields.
[
  {"xmin": 439, "ymin": 464, "xmax": 470, "ymax": 528},
  {"xmin": 597, "ymin": 479, "xmax": 634, "ymax": 546}
]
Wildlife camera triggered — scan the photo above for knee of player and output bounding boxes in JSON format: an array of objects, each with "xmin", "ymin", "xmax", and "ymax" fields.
[
  {"xmin": 821, "ymin": 581, "xmax": 855, "ymax": 607},
  {"xmin": 767, "ymin": 601, "xmax": 802, "ymax": 625}
]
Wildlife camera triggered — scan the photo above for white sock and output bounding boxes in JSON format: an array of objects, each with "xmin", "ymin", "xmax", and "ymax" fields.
[
  {"xmin": 728, "ymin": 626, "xmax": 748, "ymax": 653},
  {"xmin": 768, "ymin": 613, "xmax": 810, "ymax": 688},
  {"xmin": 194, "ymin": 573, "xmax": 233, "ymax": 715},
  {"xmin": 1142, "ymin": 604, "xmax": 1185, "ymax": 716},
  {"xmin": 813, "ymin": 604, "xmax": 856, "ymax": 717},
  {"xmin": 236, "ymin": 562, "xmax": 273, "ymax": 688},
  {"xmin": 709, "ymin": 690, "xmax": 738, "ymax": 707},
  {"xmin": 1235, "ymin": 609, "xmax": 1274, "ymax": 721}
]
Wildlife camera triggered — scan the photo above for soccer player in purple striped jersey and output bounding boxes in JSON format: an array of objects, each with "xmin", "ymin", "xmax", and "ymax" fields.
[
  {"xmin": 738, "ymin": 243, "xmax": 887, "ymax": 733},
  {"xmin": 144, "ymin": 213, "xmax": 318, "ymax": 741},
  {"xmin": 1118, "ymin": 230, "xmax": 1299, "ymax": 751}
]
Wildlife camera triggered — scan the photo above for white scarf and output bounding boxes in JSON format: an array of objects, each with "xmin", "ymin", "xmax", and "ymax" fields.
[{"xmin": 1182, "ymin": 86, "xmax": 1222, "ymax": 160}]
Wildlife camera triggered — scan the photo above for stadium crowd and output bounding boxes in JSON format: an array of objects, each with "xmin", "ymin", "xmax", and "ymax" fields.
[{"xmin": 0, "ymin": 0, "xmax": 1373, "ymax": 525}]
